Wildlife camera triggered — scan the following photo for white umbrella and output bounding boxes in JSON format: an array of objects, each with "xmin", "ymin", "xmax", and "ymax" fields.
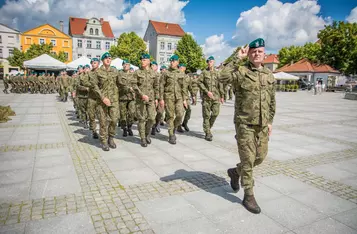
[
  {"xmin": 23, "ymin": 54, "xmax": 66, "ymax": 70},
  {"xmin": 273, "ymin": 72, "xmax": 299, "ymax": 81},
  {"xmin": 66, "ymin": 56, "xmax": 91, "ymax": 70}
]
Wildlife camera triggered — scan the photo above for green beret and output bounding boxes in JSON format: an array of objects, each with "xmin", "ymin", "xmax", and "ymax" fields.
[
  {"xmin": 160, "ymin": 65, "xmax": 167, "ymax": 70},
  {"xmin": 91, "ymin": 58, "xmax": 99, "ymax": 63},
  {"xmin": 77, "ymin": 65, "xmax": 83, "ymax": 69},
  {"xmin": 140, "ymin": 53, "xmax": 150, "ymax": 59},
  {"xmin": 249, "ymin": 38, "xmax": 265, "ymax": 48},
  {"xmin": 169, "ymin": 54, "xmax": 179, "ymax": 61},
  {"xmin": 151, "ymin": 61, "xmax": 158, "ymax": 66},
  {"xmin": 178, "ymin": 63, "xmax": 186, "ymax": 68},
  {"xmin": 130, "ymin": 67, "xmax": 134, "ymax": 70},
  {"xmin": 122, "ymin": 59, "xmax": 130, "ymax": 65},
  {"xmin": 111, "ymin": 66, "xmax": 116, "ymax": 69},
  {"xmin": 101, "ymin": 52, "xmax": 111, "ymax": 60},
  {"xmin": 206, "ymin": 56, "xmax": 215, "ymax": 62}
]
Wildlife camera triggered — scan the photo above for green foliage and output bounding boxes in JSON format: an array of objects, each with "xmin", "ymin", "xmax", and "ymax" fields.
[
  {"xmin": 318, "ymin": 21, "xmax": 357, "ymax": 75},
  {"xmin": 278, "ymin": 43, "xmax": 321, "ymax": 68},
  {"xmin": 175, "ymin": 34, "xmax": 206, "ymax": 73},
  {"xmin": 7, "ymin": 44, "xmax": 69, "ymax": 69},
  {"xmin": 109, "ymin": 32, "xmax": 147, "ymax": 67}
]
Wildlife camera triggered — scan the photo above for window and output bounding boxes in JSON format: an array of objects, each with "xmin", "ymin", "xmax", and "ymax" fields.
[
  {"xmin": 160, "ymin": 57, "xmax": 165, "ymax": 64},
  {"xmin": 0, "ymin": 36, "xmax": 2, "ymax": 44},
  {"xmin": 87, "ymin": 40, "xmax": 92, "ymax": 49},
  {"xmin": 0, "ymin": 48, "xmax": 3, "ymax": 58},
  {"xmin": 64, "ymin": 52, "xmax": 69, "ymax": 60},
  {"xmin": 39, "ymin": 38, "xmax": 45, "ymax": 45},
  {"xmin": 160, "ymin": 42, "xmax": 165, "ymax": 50},
  {"xmin": 78, "ymin": 54, "xmax": 82, "ymax": 57},
  {"xmin": 96, "ymin": 55, "xmax": 100, "ymax": 59},
  {"xmin": 16, "ymin": 35, "xmax": 19, "ymax": 42},
  {"xmin": 105, "ymin": 42, "xmax": 110, "ymax": 50},
  {"xmin": 25, "ymin": 37, "xmax": 31, "ymax": 45},
  {"xmin": 87, "ymin": 54, "xmax": 92, "ymax": 59},
  {"xmin": 90, "ymin": 28, "xmax": 93, "ymax": 35},
  {"xmin": 51, "ymin": 51, "xmax": 56, "ymax": 55},
  {"xmin": 173, "ymin": 43, "xmax": 177, "ymax": 50},
  {"xmin": 51, "ymin": 39, "xmax": 56, "ymax": 46},
  {"xmin": 167, "ymin": 43, "xmax": 172, "ymax": 51},
  {"xmin": 96, "ymin": 41, "xmax": 101, "ymax": 49},
  {"xmin": 166, "ymin": 53, "xmax": 172, "ymax": 62},
  {"xmin": 78, "ymin": 39, "xmax": 82, "ymax": 48},
  {"xmin": 63, "ymin": 40, "xmax": 69, "ymax": 47},
  {"xmin": 9, "ymin": 48, "xmax": 14, "ymax": 56},
  {"xmin": 95, "ymin": 29, "xmax": 99, "ymax": 35}
]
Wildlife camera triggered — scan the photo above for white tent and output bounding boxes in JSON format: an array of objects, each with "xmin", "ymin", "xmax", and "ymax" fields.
[
  {"xmin": 273, "ymin": 72, "xmax": 299, "ymax": 81},
  {"xmin": 66, "ymin": 56, "xmax": 91, "ymax": 70},
  {"xmin": 23, "ymin": 54, "xmax": 66, "ymax": 70},
  {"xmin": 110, "ymin": 58, "xmax": 139, "ymax": 71}
]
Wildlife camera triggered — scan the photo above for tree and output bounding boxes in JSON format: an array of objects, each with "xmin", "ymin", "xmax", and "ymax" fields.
[
  {"xmin": 55, "ymin": 51, "xmax": 67, "ymax": 63},
  {"xmin": 318, "ymin": 21, "xmax": 357, "ymax": 75},
  {"xmin": 109, "ymin": 32, "xmax": 147, "ymax": 67},
  {"xmin": 175, "ymin": 34, "xmax": 206, "ymax": 73},
  {"xmin": 7, "ymin": 48, "xmax": 26, "ymax": 69},
  {"xmin": 278, "ymin": 43, "xmax": 321, "ymax": 68}
]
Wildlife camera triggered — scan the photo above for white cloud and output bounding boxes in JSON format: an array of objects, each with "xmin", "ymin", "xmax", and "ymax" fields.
[
  {"xmin": 231, "ymin": 0, "xmax": 329, "ymax": 50},
  {"xmin": 0, "ymin": 0, "xmax": 188, "ymax": 37},
  {"xmin": 346, "ymin": 6, "xmax": 357, "ymax": 22},
  {"xmin": 201, "ymin": 34, "xmax": 235, "ymax": 64}
]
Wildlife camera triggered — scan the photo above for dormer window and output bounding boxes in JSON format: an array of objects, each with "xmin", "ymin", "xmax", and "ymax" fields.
[
  {"xmin": 95, "ymin": 29, "xmax": 99, "ymax": 35},
  {"xmin": 90, "ymin": 28, "xmax": 93, "ymax": 35}
]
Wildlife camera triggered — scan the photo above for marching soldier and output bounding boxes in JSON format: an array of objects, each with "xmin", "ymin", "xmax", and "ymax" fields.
[
  {"xmin": 220, "ymin": 38, "xmax": 276, "ymax": 214},
  {"xmin": 59, "ymin": 71, "xmax": 70, "ymax": 102},
  {"xmin": 198, "ymin": 56, "xmax": 224, "ymax": 141},
  {"xmin": 3, "ymin": 74, "xmax": 10, "ymax": 94},
  {"xmin": 151, "ymin": 61, "xmax": 163, "ymax": 135},
  {"xmin": 77, "ymin": 64, "xmax": 91, "ymax": 128},
  {"xmin": 177, "ymin": 63, "xmax": 191, "ymax": 132},
  {"xmin": 190, "ymin": 73, "xmax": 199, "ymax": 105}
]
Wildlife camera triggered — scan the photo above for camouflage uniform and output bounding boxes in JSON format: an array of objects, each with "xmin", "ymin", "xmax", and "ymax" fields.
[
  {"xmin": 160, "ymin": 67, "xmax": 187, "ymax": 142},
  {"xmin": 133, "ymin": 68, "xmax": 159, "ymax": 143},
  {"xmin": 198, "ymin": 68, "xmax": 224, "ymax": 139},
  {"xmin": 77, "ymin": 73, "xmax": 89, "ymax": 125},
  {"xmin": 71, "ymin": 75, "xmax": 80, "ymax": 111},
  {"xmin": 89, "ymin": 66, "xmax": 120, "ymax": 146},
  {"xmin": 59, "ymin": 74, "xmax": 70, "ymax": 101},
  {"xmin": 182, "ymin": 72, "xmax": 192, "ymax": 129},
  {"xmin": 190, "ymin": 75, "xmax": 199, "ymax": 105},
  {"xmin": 118, "ymin": 69, "xmax": 136, "ymax": 134},
  {"xmin": 82, "ymin": 69, "xmax": 99, "ymax": 134},
  {"xmin": 219, "ymin": 61, "xmax": 276, "ymax": 196},
  {"xmin": 152, "ymin": 70, "xmax": 165, "ymax": 135},
  {"xmin": 3, "ymin": 75, "xmax": 10, "ymax": 94}
]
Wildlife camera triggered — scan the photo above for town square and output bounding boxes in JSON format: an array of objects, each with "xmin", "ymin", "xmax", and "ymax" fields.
[{"xmin": 0, "ymin": 0, "xmax": 357, "ymax": 233}]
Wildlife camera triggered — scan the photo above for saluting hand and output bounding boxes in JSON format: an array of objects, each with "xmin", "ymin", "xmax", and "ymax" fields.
[
  {"xmin": 102, "ymin": 97, "xmax": 111, "ymax": 106},
  {"xmin": 142, "ymin": 95, "xmax": 149, "ymax": 102},
  {"xmin": 237, "ymin": 45, "xmax": 249, "ymax": 60}
]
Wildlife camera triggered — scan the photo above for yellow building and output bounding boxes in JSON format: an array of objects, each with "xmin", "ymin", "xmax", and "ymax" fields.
[{"xmin": 21, "ymin": 23, "xmax": 72, "ymax": 62}]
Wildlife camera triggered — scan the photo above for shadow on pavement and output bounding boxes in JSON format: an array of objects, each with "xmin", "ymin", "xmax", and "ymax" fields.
[{"xmin": 160, "ymin": 169, "xmax": 241, "ymax": 204}]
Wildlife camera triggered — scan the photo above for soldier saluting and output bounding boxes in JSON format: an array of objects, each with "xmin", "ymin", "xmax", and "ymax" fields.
[{"xmin": 219, "ymin": 38, "xmax": 276, "ymax": 214}]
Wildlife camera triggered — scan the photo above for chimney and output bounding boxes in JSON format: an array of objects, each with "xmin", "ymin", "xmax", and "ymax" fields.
[
  {"xmin": 100, "ymin": 18, "xmax": 104, "ymax": 24},
  {"xmin": 59, "ymin": 20, "xmax": 64, "ymax": 32},
  {"xmin": 166, "ymin": 23, "xmax": 168, "ymax": 29}
]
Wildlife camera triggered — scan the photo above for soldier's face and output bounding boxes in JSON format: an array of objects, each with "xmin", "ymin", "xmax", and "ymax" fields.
[
  {"xmin": 207, "ymin": 60, "xmax": 215, "ymax": 68},
  {"xmin": 141, "ymin": 59, "xmax": 150, "ymax": 68},
  {"xmin": 91, "ymin": 61, "xmax": 99, "ymax": 69},
  {"xmin": 248, "ymin": 47, "xmax": 265, "ymax": 64},
  {"xmin": 103, "ymin": 57, "xmax": 112, "ymax": 66},
  {"xmin": 123, "ymin": 63, "xmax": 130, "ymax": 71},
  {"xmin": 179, "ymin": 67, "xmax": 186, "ymax": 72},
  {"xmin": 151, "ymin": 64, "xmax": 158, "ymax": 71},
  {"xmin": 170, "ymin": 60, "xmax": 179, "ymax": 68}
]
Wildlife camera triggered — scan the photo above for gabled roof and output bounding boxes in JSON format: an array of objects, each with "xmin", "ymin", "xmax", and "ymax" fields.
[
  {"xmin": 277, "ymin": 58, "xmax": 339, "ymax": 74},
  {"xmin": 22, "ymin": 23, "xmax": 71, "ymax": 38},
  {"xmin": 0, "ymin": 23, "xmax": 20, "ymax": 33},
  {"xmin": 263, "ymin": 54, "xmax": 279, "ymax": 64},
  {"xmin": 149, "ymin": 20, "xmax": 185, "ymax": 37},
  {"xmin": 68, "ymin": 17, "xmax": 114, "ymax": 38}
]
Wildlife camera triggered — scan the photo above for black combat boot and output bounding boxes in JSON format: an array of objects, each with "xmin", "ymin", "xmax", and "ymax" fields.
[
  {"xmin": 182, "ymin": 122, "xmax": 190, "ymax": 132},
  {"xmin": 108, "ymin": 137, "xmax": 116, "ymax": 149},
  {"xmin": 151, "ymin": 127, "xmax": 156, "ymax": 136},
  {"xmin": 168, "ymin": 135, "xmax": 176, "ymax": 145},
  {"xmin": 92, "ymin": 131, "xmax": 99, "ymax": 139},
  {"xmin": 242, "ymin": 194, "xmax": 261, "ymax": 214},
  {"xmin": 127, "ymin": 125, "xmax": 133, "ymax": 136},
  {"xmin": 177, "ymin": 125, "xmax": 184, "ymax": 133},
  {"xmin": 102, "ymin": 143, "xmax": 110, "ymax": 151},
  {"xmin": 227, "ymin": 168, "xmax": 240, "ymax": 192},
  {"xmin": 156, "ymin": 120, "xmax": 161, "ymax": 132},
  {"xmin": 146, "ymin": 135, "xmax": 152, "ymax": 144},
  {"xmin": 205, "ymin": 133, "xmax": 213, "ymax": 141},
  {"xmin": 123, "ymin": 128, "xmax": 128, "ymax": 137},
  {"xmin": 140, "ymin": 138, "xmax": 148, "ymax": 147}
]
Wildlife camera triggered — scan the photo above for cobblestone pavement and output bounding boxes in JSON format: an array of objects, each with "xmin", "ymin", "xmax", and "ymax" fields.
[{"xmin": 1, "ymin": 86, "xmax": 357, "ymax": 234}]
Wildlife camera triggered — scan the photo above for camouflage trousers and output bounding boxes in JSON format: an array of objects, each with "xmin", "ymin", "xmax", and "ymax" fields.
[
  {"xmin": 87, "ymin": 98, "xmax": 98, "ymax": 132},
  {"xmin": 98, "ymin": 102, "xmax": 119, "ymax": 144},
  {"xmin": 119, "ymin": 100, "xmax": 136, "ymax": 129},
  {"xmin": 191, "ymin": 88, "xmax": 199, "ymax": 105},
  {"xmin": 136, "ymin": 100, "xmax": 156, "ymax": 139},
  {"xmin": 202, "ymin": 99, "xmax": 220, "ymax": 134},
  {"xmin": 228, "ymin": 87, "xmax": 234, "ymax": 100},
  {"xmin": 235, "ymin": 123, "xmax": 268, "ymax": 195},
  {"xmin": 155, "ymin": 104, "xmax": 165, "ymax": 124},
  {"xmin": 61, "ymin": 87, "xmax": 69, "ymax": 100},
  {"xmin": 182, "ymin": 100, "xmax": 191, "ymax": 124},
  {"xmin": 78, "ymin": 97, "xmax": 88, "ymax": 122},
  {"xmin": 165, "ymin": 98, "xmax": 184, "ymax": 136}
]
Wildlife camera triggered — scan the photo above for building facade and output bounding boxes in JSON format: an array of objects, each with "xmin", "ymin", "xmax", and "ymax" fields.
[
  {"xmin": 0, "ymin": 24, "xmax": 21, "ymax": 77},
  {"xmin": 21, "ymin": 23, "xmax": 72, "ymax": 62},
  {"xmin": 144, "ymin": 20, "xmax": 185, "ymax": 65},
  {"xmin": 263, "ymin": 54, "xmax": 279, "ymax": 72},
  {"xmin": 69, "ymin": 17, "xmax": 115, "ymax": 61}
]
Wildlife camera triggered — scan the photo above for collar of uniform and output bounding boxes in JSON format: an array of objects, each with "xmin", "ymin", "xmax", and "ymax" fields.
[
  {"xmin": 248, "ymin": 62, "xmax": 270, "ymax": 74},
  {"xmin": 168, "ymin": 67, "xmax": 179, "ymax": 72},
  {"xmin": 100, "ymin": 65, "xmax": 114, "ymax": 72}
]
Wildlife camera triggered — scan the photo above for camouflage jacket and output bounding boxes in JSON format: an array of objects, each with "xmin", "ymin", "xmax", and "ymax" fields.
[
  {"xmin": 198, "ymin": 68, "xmax": 224, "ymax": 102},
  {"xmin": 159, "ymin": 67, "xmax": 187, "ymax": 101},
  {"xmin": 118, "ymin": 70, "xmax": 136, "ymax": 101},
  {"xmin": 183, "ymin": 73, "xmax": 191, "ymax": 100},
  {"xmin": 60, "ymin": 75, "xmax": 70, "ymax": 88},
  {"xmin": 133, "ymin": 68, "xmax": 159, "ymax": 102},
  {"xmin": 219, "ymin": 61, "xmax": 276, "ymax": 126},
  {"xmin": 76, "ymin": 73, "xmax": 89, "ymax": 98},
  {"xmin": 89, "ymin": 66, "xmax": 121, "ymax": 104},
  {"xmin": 190, "ymin": 76, "xmax": 199, "ymax": 92}
]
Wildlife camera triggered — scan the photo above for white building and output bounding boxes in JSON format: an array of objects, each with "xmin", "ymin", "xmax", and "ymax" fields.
[
  {"xmin": 68, "ymin": 17, "xmax": 115, "ymax": 61},
  {"xmin": 0, "ymin": 23, "xmax": 21, "ymax": 77},
  {"xmin": 144, "ymin": 20, "xmax": 185, "ymax": 65}
]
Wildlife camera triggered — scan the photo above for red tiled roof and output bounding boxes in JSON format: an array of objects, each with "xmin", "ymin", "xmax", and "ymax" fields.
[
  {"xmin": 277, "ymin": 58, "xmax": 339, "ymax": 73},
  {"xmin": 263, "ymin": 54, "xmax": 279, "ymax": 64},
  {"xmin": 149, "ymin": 20, "xmax": 185, "ymax": 37},
  {"xmin": 69, "ymin": 17, "xmax": 114, "ymax": 38}
]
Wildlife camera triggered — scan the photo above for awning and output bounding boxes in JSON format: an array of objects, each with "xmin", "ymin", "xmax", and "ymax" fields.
[
  {"xmin": 66, "ymin": 56, "xmax": 92, "ymax": 70},
  {"xmin": 273, "ymin": 72, "xmax": 299, "ymax": 81},
  {"xmin": 23, "ymin": 54, "xmax": 67, "ymax": 70}
]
